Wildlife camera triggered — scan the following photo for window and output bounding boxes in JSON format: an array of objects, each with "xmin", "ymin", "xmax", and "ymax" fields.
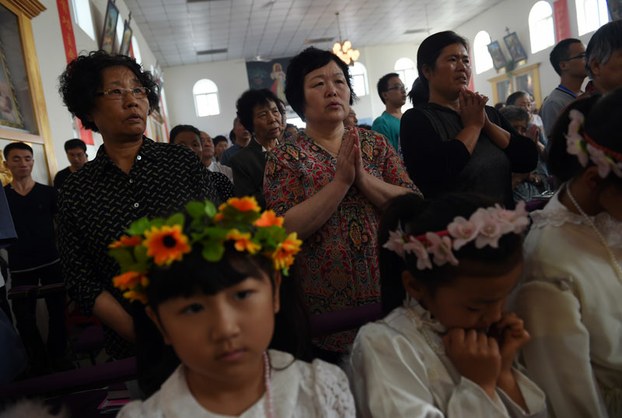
[
  {"xmin": 473, "ymin": 31, "xmax": 493, "ymax": 74},
  {"xmin": 193, "ymin": 79, "xmax": 220, "ymax": 117},
  {"xmin": 116, "ymin": 17, "xmax": 124, "ymax": 48},
  {"xmin": 350, "ymin": 62, "xmax": 368, "ymax": 97},
  {"xmin": 132, "ymin": 36, "xmax": 141, "ymax": 64},
  {"xmin": 529, "ymin": 1, "xmax": 555, "ymax": 54},
  {"xmin": 576, "ymin": 0, "xmax": 610, "ymax": 35},
  {"xmin": 394, "ymin": 58, "xmax": 417, "ymax": 90},
  {"xmin": 70, "ymin": 0, "xmax": 95, "ymax": 40}
]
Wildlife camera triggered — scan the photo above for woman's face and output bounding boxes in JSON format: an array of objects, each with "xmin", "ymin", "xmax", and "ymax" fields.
[
  {"xmin": 88, "ymin": 66, "xmax": 149, "ymax": 142},
  {"xmin": 302, "ymin": 60, "xmax": 351, "ymax": 125},
  {"xmin": 424, "ymin": 43, "xmax": 471, "ymax": 100}
]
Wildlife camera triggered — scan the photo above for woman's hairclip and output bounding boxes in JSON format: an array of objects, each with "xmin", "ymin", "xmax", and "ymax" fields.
[
  {"xmin": 108, "ymin": 197, "xmax": 302, "ymax": 304},
  {"xmin": 383, "ymin": 202, "xmax": 529, "ymax": 270},
  {"xmin": 566, "ymin": 109, "xmax": 622, "ymax": 178}
]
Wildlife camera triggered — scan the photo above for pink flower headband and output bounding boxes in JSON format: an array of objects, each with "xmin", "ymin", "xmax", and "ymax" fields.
[
  {"xmin": 566, "ymin": 109, "xmax": 622, "ymax": 178},
  {"xmin": 383, "ymin": 202, "xmax": 529, "ymax": 270}
]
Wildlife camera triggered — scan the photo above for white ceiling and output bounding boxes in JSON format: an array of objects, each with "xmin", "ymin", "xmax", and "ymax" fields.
[{"xmin": 124, "ymin": 0, "xmax": 507, "ymax": 68}]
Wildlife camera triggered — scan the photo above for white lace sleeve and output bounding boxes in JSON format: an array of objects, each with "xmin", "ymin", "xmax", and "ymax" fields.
[{"xmin": 310, "ymin": 359, "xmax": 356, "ymax": 418}]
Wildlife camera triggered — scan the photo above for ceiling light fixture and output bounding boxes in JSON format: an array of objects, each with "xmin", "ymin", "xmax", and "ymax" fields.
[{"xmin": 332, "ymin": 12, "xmax": 359, "ymax": 66}]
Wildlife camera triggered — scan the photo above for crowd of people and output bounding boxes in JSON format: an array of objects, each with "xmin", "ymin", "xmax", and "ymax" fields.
[{"xmin": 0, "ymin": 19, "xmax": 621, "ymax": 418}]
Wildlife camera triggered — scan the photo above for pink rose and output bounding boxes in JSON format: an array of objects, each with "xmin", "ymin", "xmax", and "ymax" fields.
[
  {"xmin": 425, "ymin": 232, "xmax": 459, "ymax": 267},
  {"xmin": 447, "ymin": 216, "xmax": 479, "ymax": 250}
]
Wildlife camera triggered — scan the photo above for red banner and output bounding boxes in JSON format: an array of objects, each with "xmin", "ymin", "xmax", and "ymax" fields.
[
  {"xmin": 56, "ymin": 0, "xmax": 94, "ymax": 145},
  {"xmin": 554, "ymin": 0, "xmax": 571, "ymax": 42}
]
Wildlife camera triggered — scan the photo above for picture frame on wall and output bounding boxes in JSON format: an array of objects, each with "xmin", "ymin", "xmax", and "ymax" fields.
[
  {"xmin": 503, "ymin": 32, "xmax": 528, "ymax": 63},
  {"xmin": 0, "ymin": 42, "xmax": 24, "ymax": 129},
  {"xmin": 100, "ymin": 0, "xmax": 119, "ymax": 53},
  {"xmin": 119, "ymin": 19, "xmax": 132, "ymax": 56},
  {"xmin": 487, "ymin": 40, "xmax": 508, "ymax": 70}
]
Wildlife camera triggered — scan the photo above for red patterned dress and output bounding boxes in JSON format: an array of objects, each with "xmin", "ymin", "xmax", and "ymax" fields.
[{"xmin": 264, "ymin": 127, "xmax": 420, "ymax": 352}]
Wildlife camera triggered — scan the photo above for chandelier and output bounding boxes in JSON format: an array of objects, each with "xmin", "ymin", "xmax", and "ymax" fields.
[{"xmin": 332, "ymin": 12, "xmax": 360, "ymax": 66}]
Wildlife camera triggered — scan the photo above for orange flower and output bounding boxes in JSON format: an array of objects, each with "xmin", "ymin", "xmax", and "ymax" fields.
[
  {"xmin": 272, "ymin": 232, "xmax": 302, "ymax": 272},
  {"xmin": 113, "ymin": 271, "xmax": 145, "ymax": 291},
  {"xmin": 226, "ymin": 229, "xmax": 261, "ymax": 254},
  {"xmin": 213, "ymin": 213, "xmax": 224, "ymax": 222},
  {"xmin": 254, "ymin": 210, "xmax": 284, "ymax": 227},
  {"xmin": 225, "ymin": 197, "xmax": 261, "ymax": 213},
  {"xmin": 109, "ymin": 235, "xmax": 142, "ymax": 249},
  {"xmin": 144, "ymin": 225, "xmax": 191, "ymax": 266}
]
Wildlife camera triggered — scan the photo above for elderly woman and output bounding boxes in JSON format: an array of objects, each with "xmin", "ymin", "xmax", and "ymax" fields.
[
  {"xmin": 57, "ymin": 51, "xmax": 217, "ymax": 360},
  {"xmin": 264, "ymin": 47, "xmax": 418, "ymax": 360},
  {"xmin": 401, "ymin": 31, "xmax": 537, "ymax": 208}
]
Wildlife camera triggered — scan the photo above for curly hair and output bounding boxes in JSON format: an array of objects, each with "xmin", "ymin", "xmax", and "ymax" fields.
[{"xmin": 58, "ymin": 50, "xmax": 159, "ymax": 132}]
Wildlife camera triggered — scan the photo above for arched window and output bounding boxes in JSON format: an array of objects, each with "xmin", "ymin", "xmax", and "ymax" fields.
[
  {"xmin": 529, "ymin": 1, "xmax": 555, "ymax": 54},
  {"xmin": 350, "ymin": 62, "xmax": 368, "ymax": 97},
  {"xmin": 132, "ymin": 36, "xmax": 142, "ymax": 64},
  {"xmin": 193, "ymin": 79, "xmax": 220, "ymax": 117},
  {"xmin": 473, "ymin": 31, "xmax": 493, "ymax": 74},
  {"xmin": 576, "ymin": 0, "xmax": 610, "ymax": 35},
  {"xmin": 394, "ymin": 58, "xmax": 417, "ymax": 90},
  {"xmin": 70, "ymin": 0, "xmax": 95, "ymax": 40}
]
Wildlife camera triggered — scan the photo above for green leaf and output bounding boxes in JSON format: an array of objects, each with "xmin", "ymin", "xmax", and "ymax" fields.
[
  {"xmin": 126, "ymin": 217, "xmax": 151, "ymax": 235},
  {"xmin": 166, "ymin": 213, "xmax": 185, "ymax": 227},
  {"xmin": 202, "ymin": 241, "xmax": 224, "ymax": 262},
  {"xmin": 108, "ymin": 248, "xmax": 135, "ymax": 271},
  {"xmin": 134, "ymin": 245, "xmax": 149, "ymax": 264},
  {"xmin": 186, "ymin": 201, "xmax": 205, "ymax": 219},
  {"xmin": 203, "ymin": 200, "xmax": 217, "ymax": 218}
]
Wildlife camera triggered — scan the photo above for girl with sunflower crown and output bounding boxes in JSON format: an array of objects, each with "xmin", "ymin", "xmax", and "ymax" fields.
[{"xmin": 112, "ymin": 197, "xmax": 355, "ymax": 417}]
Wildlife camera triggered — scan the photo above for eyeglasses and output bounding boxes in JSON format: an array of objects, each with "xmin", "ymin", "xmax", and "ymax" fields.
[
  {"xmin": 386, "ymin": 84, "xmax": 407, "ymax": 92},
  {"xmin": 563, "ymin": 53, "xmax": 586, "ymax": 61},
  {"xmin": 96, "ymin": 87, "xmax": 150, "ymax": 100}
]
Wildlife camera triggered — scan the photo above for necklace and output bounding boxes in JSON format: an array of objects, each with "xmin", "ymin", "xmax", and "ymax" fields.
[
  {"xmin": 263, "ymin": 351, "xmax": 274, "ymax": 418},
  {"xmin": 565, "ymin": 182, "xmax": 622, "ymax": 281}
]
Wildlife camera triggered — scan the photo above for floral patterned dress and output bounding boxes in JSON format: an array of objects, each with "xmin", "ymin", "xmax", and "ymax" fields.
[{"xmin": 264, "ymin": 127, "xmax": 419, "ymax": 352}]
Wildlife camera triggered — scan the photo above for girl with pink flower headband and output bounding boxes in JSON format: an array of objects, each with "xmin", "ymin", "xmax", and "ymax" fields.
[
  {"xmin": 349, "ymin": 193, "xmax": 547, "ymax": 417},
  {"xmin": 512, "ymin": 89, "xmax": 622, "ymax": 418}
]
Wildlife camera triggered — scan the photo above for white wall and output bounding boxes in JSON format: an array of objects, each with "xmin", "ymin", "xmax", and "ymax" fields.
[{"xmin": 31, "ymin": 0, "xmax": 162, "ymax": 181}]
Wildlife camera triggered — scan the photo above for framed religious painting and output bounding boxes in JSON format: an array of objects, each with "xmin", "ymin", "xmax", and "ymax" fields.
[
  {"xmin": 119, "ymin": 19, "xmax": 132, "ymax": 56},
  {"xmin": 487, "ymin": 40, "xmax": 508, "ymax": 70},
  {"xmin": 503, "ymin": 32, "xmax": 527, "ymax": 63},
  {"xmin": 100, "ymin": 0, "xmax": 119, "ymax": 53},
  {"xmin": 0, "ymin": 41, "xmax": 23, "ymax": 129}
]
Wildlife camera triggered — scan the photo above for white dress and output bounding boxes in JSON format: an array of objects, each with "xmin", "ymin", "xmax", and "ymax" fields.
[
  {"xmin": 349, "ymin": 300, "xmax": 547, "ymax": 418},
  {"xmin": 117, "ymin": 349, "xmax": 355, "ymax": 418},
  {"xmin": 512, "ymin": 192, "xmax": 622, "ymax": 418}
]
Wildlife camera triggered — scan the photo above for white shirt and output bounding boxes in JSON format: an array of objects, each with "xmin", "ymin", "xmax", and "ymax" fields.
[
  {"xmin": 512, "ymin": 191, "xmax": 622, "ymax": 418},
  {"xmin": 208, "ymin": 160, "xmax": 234, "ymax": 183},
  {"xmin": 118, "ymin": 349, "xmax": 355, "ymax": 418},
  {"xmin": 349, "ymin": 300, "xmax": 547, "ymax": 418}
]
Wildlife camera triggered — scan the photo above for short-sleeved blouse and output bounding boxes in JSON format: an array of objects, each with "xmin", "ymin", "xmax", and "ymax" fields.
[{"xmin": 264, "ymin": 127, "xmax": 418, "ymax": 352}]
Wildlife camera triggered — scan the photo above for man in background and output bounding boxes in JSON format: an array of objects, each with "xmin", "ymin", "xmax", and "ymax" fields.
[
  {"xmin": 220, "ymin": 117, "xmax": 252, "ymax": 166},
  {"xmin": 540, "ymin": 39, "xmax": 586, "ymax": 138},
  {"xmin": 53, "ymin": 139, "xmax": 88, "ymax": 190},
  {"xmin": 372, "ymin": 73, "xmax": 407, "ymax": 152}
]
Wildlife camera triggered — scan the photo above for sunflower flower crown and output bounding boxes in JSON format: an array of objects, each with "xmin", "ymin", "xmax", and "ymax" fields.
[
  {"xmin": 383, "ymin": 202, "xmax": 529, "ymax": 270},
  {"xmin": 566, "ymin": 109, "xmax": 622, "ymax": 178},
  {"xmin": 109, "ymin": 197, "xmax": 302, "ymax": 304}
]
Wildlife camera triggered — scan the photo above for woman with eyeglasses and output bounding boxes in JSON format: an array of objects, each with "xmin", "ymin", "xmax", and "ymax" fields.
[
  {"xmin": 401, "ymin": 31, "xmax": 538, "ymax": 208},
  {"xmin": 57, "ymin": 51, "xmax": 218, "ymax": 361}
]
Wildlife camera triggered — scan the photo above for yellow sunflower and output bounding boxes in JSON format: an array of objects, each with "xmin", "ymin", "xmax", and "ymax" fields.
[
  {"xmin": 272, "ymin": 232, "xmax": 302, "ymax": 272},
  {"xmin": 144, "ymin": 225, "xmax": 191, "ymax": 266}
]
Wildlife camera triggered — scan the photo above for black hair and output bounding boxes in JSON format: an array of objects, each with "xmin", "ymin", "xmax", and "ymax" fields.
[
  {"xmin": 550, "ymin": 38, "xmax": 582, "ymax": 75},
  {"xmin": 505, "ymin": 91, "xmax": 529, "ymax": 106},
  {"xmin": 408, "ymin": 77, "xmax": 429, "ymax": 105},
  {"xmin": 377, "ymin": 72, "xmax": 400, "ymax": 104},
  {"xmin": 64, "ymin": 138, "xmax": 86, "ymax": 152},
  {"xmin": 378, "ymin": 193, "xmax": 524, "ymax": 316},
  {"xmin": 169, "ymin": 124, "xmax": 200, "ymax": 144},
  {"xmin": 212, "ymin": 135, "xmax": 228, "ymax": 146},
  {"xmin": 285, "ymin": 47, "xmax": 355, "ymax": 121},
  {"xmin": 58, "ymin": 50, "xmax": 159, "ymax": 132},
  {"xmin": 415, "ymin": 31, "xmax": 469, "ymax": 104},
  {"xmin": 548, "ymin": 88, "xmax": 622, "ymax": 187},
  {"xmin": 236, "ymin": 89, "xmax": 280, "ymax": 133},
  {"xmin": 133, "ymin": 245, "xmax": 312, "ymax": 397},
  {"xmin": 498, "ymin": 105, "xmax": 529, "ymax": 125},
  {"xmin": 229, "ymin": 129, "xmax": 236, "ymax": 142},
  {"xmin": 585, "ymin": 20, "xmax": 622, "ymax": 79},
  {"xmin": 3, "ymin": 142, "xmax": 33, "ymax": 160}
]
